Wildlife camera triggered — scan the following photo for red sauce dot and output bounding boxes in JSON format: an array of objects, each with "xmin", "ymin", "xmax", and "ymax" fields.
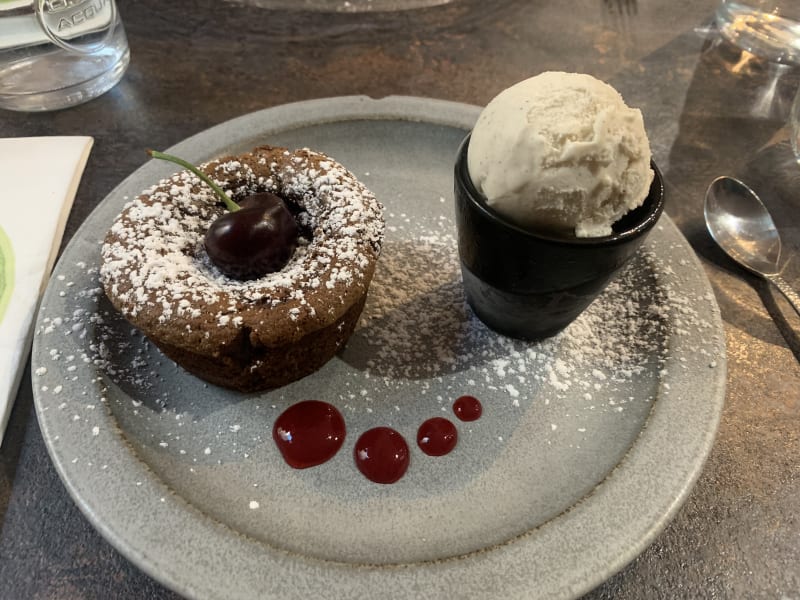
[
  {"xmin": 453, "ymin": 395, "xmax": 482, "ymax": 422},
  {"xmin": 417, "ymin": 417, "xmax": 458, "ymax": 456},
  {"xmin": 354, "ymin": 427, "xmax": 410, "ymax": 484},
  {"xmin": 273, "ymin": 400, "xmax": 346, "ymax": 469}
]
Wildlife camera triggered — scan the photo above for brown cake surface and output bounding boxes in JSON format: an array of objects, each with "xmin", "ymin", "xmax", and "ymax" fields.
[{"xmin": 100, "ymin": 145, "xmax": 384, "ymax": 391}]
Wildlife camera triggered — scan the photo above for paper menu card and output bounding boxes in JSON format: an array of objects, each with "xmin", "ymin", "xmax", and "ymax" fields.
[{"xmin": 0, "ymin": 136, "xmax": 93, "ymax": 447}]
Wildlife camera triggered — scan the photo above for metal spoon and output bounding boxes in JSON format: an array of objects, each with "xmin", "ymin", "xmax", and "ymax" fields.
[{"xmin": 704, "ymin": 176, "xmax": 800, "ymax": 317}]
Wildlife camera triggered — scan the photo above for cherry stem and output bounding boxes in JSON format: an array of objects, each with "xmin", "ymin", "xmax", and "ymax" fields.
[{"xmin": 147, "ymin": 149, "xmax": 240, "ymax": 212}]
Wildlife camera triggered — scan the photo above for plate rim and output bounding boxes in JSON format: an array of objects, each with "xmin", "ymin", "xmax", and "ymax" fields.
[{"xmin": 32, "ymin": 95, "xmax": 727, "ymax": 600}]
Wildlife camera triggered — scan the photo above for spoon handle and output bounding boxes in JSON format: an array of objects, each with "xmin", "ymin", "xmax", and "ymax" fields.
[{"xmin": 766, "ymin": 273, "xmax": 800, "ymax": 318}]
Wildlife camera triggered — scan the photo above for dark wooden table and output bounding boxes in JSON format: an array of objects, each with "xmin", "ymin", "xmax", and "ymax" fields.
[{"xmin": 2, "ymin": 1, "xmax": 799, "ymax": 598}]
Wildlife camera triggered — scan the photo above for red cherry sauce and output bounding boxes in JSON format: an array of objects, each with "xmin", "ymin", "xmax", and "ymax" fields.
[
  {"xmin": 417, "ymin": 417, "xmax": 458, "ymax": 456},
  {"xmin": 453, "ymin": 395, "xmax": 482, "ymax": 422},
  {"xmin": 354, "ymin": 427, "xmax": 410, "ymax": 484},
  {"xmin": 273, "ymin": 400, "xmax": 346, "ymax": 469}
]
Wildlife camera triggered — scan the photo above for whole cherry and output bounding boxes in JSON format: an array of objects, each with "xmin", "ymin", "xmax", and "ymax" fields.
[
  {"xmin": 204, "ymin": 192, "xmax": 298, "ymax": 280},
  {"xmin": 147, "ymin": 150, "xmax": 299, "ymax": 280}
]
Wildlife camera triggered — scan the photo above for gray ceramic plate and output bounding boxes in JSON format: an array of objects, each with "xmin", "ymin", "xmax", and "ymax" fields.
[{"xmin": 32, "ymin": 96, "xmax": 726, "ymax": 600}]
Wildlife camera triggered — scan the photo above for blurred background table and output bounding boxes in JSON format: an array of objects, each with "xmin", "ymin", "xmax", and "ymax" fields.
[{"xmin": 1, "ymin": 0, "xmax": 798, "ymax": 597}]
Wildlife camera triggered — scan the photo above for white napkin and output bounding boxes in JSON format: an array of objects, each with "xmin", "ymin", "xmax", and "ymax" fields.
[{"xmin": 0, "ymin": 136, "xmax": 93, "ymax": 446}]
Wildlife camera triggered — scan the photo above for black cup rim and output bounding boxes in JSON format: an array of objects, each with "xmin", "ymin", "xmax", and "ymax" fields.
[{"xmin": 455, "ymin": 134, "xmax": 665, "ymax": 247}]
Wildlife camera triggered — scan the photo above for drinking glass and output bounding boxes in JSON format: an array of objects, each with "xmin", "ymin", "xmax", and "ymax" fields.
[
  {"xmin": 716, "ymin": 0, "xmax": 800, "ymax": 65},
  {"xmin": 0, "ymin": 0, "xmax": 130, "ymax": 112}
]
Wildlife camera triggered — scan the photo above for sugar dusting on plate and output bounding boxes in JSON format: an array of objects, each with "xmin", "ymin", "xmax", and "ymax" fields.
[{"xmin": 33, "ymin": 196, "xmax": 720, "ymax": 496}]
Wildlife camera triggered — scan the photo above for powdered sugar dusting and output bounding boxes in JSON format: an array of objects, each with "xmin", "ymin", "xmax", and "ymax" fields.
[
  {"xmin": 36, "ymin": 205, "xmax": 717, "ymax": 448},
  {"xmin": 345, "ymin": 218, "xmax": 673, "ymax": 410},
  {"xmin": 99, "ymin": 147, "xmax": 383, "ymax": 343}
]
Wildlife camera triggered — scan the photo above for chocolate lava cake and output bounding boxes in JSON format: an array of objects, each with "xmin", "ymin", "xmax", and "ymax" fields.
[{"xmin": 100, "ymin": 145, "xmax": 384, "ymax": 392}]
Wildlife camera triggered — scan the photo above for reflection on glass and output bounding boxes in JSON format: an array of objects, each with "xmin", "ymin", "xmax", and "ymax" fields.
[{"xmin": 791, "ymin": 85, "xmax": 800, "ymax": 162}]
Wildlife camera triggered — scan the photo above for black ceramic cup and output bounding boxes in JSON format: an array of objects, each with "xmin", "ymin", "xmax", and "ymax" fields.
[{"xmin": 454, "ymin": 134, "xmax": 665, "ymax": 340}]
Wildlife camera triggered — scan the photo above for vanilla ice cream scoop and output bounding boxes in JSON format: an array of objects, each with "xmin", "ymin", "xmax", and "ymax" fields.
[{"xmin": 468, "ymin": 72, "xmax": 654, "ymax": 238}]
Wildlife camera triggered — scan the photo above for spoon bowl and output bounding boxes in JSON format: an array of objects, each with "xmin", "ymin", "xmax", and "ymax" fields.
[{"xmin": 704, "ymin": 176, "xmax": 800, "ymax": 316}]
